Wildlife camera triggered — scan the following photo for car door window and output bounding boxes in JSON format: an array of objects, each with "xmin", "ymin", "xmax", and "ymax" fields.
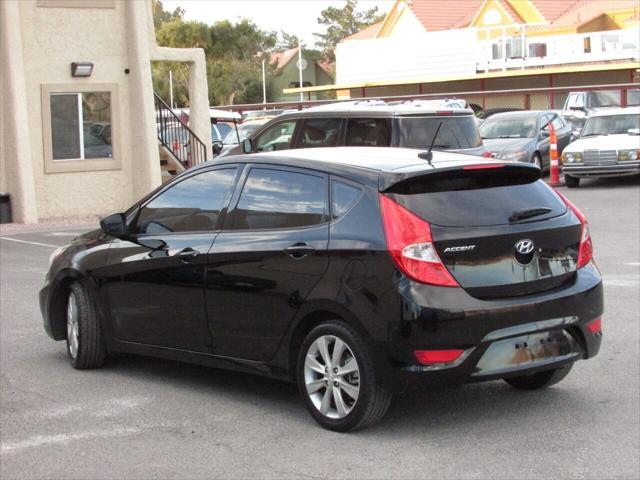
[
  {"xmin": 254, "ymin": 121, "xmax": 297, "ymax": 152},
  {"xmin": 345, "ymin": 118, "xmax": 391, "ymax": 146},
  {"xmin": 298, "ymin": 118, "xmax": 341, "ymax": 148},
  {"xmin": 228, "ymin": 168, "xmax": 327, "ymax": 230},
  {"xmin": 136, "ymin": 168, "xmax": 237, "ymax": 234}
]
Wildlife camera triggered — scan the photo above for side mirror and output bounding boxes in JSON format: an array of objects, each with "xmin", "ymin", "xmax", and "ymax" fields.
[
  {"xmin": 242, "ymin": 138, "xmax": 253, "ymax": 153},
  {"xmin": 100, "ymin": 213, "xmax": 127, "ymax": 238},
  {"xmin": 628, "ymin": 128, "xmax": 640, "ymax": 136},
  {"xmin": 541, "ymin": 129, "xmax": 550, "ymax": 137},
  {"xmin": 212, "ymin": 140, "xmax": 223, "ymax": 156}
]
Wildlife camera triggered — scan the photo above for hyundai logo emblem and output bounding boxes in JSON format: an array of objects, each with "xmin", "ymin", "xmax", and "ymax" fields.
[{"xmin": 515, "ymin": 239, "xmax": 535, "ymax": 255}]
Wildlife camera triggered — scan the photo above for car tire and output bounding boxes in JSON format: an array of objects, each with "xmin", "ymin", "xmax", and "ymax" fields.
[
  {"xmin": 66, "ymin": 281, "xmax": 106, "ymax": 370},
  {"xmin": 296, "ymin": 320, "xmax": 392, "ymax": 432},
  {"xmin": 503, "ymin": 364, "xmax": 573, "ymax": 390},
  {"xmin": 565, "ymin": 175, "xmax": 580, "ymax": 188}
]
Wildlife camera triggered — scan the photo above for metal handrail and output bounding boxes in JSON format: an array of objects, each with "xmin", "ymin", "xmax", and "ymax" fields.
[{"xmin": 154, "ymin": 93, "xmax": 207, "ymax": 170}]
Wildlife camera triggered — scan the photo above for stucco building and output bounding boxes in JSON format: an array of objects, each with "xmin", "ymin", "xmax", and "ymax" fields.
[{"xmin": 0, "ymin": 0, "xmax": 209, "ymax": 223}]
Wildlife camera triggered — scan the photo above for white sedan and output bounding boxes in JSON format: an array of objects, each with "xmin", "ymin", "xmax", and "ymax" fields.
[{"xmin": 561, "ymin": 107, "xmax": 640, "ymax": 187}]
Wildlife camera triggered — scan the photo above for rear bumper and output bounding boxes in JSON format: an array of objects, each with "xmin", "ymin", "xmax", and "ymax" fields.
[
  {"xmin": 376, "ymin": 263, "xmax": 603, "ymax": 391},
  {"xmin": 562, "ymin": 162, "xmax": 640, "ymax": 178}
]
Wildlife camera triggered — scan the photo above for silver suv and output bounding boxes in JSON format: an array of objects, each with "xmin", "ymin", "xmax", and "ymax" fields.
[{"xmin": 218, "ymin": 99, "xmax": 490, "ymax": 158}]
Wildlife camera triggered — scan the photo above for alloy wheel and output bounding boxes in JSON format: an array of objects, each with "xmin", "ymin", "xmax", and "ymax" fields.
[
  {"xmin": 66, "ymin": 292, "xmax": 79, "ymax": 359},
  {"xmin": 304, "ymin": 334, "xmax": 360, "ymax": 419}
]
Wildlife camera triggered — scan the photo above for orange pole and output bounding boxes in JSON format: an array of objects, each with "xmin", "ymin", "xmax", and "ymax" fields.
[{"xmin": 548, "ymin": 123, "xmax": 563, "ymax": 186}]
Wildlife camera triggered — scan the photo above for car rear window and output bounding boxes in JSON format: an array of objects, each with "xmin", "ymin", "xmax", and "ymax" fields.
[
  {"xmin": 397, "ymin": 116, "xmax": 482, "ymax": 150},
  {"xmin": 385, "ymin": 170, "xmax": 566, "ymax": 227}
]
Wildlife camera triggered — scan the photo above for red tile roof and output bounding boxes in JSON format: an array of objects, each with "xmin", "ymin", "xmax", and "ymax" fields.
[
  {"xmin": 344, "ymin": 21, "xmax": 383, "ymax": 41},
  {"xmin": 270, "ymin": 47, "xmax": 299, "ymax": 71},
  {"xmin": 408, "ymin": 0, "xmax": 484, "ymax": 31},
  {"xmin": 405, "ymin": 0, "xmax": 638, "ymax": 31},
  {"xmin": 530, "ymin": 0, "xmax": 639, "ymax": 30}
]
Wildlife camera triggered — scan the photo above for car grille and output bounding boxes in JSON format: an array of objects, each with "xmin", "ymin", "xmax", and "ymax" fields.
[{"xmin": 583, "ymin": 149, "xmax": 618, "ymax": 164}]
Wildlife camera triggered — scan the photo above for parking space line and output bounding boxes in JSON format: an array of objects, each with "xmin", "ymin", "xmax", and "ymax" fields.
[{"xmin": 0, "ymin": 237, "xmax": 58, "ymax": 248}]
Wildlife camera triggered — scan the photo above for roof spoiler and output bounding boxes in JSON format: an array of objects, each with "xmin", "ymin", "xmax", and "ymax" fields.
[{"xmin": 378, "ymin": 162, "xmax": 541, "ymax": 192}]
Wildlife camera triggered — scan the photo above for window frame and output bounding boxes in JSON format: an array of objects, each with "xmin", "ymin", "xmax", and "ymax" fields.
[
  {"xmin": 223, "ymin": 164, "xmax": 330, "ymax": 233},
  {"xmin": 41, "ymin": 83, "xmax": 121, "ymax": 173},
  {"xmin": 37, "ymin": 0, "xmax": 115, "ymax": 8},
  {"xmin": 131, "ymin": 164, "xmax": 242, "ymax": 237}
]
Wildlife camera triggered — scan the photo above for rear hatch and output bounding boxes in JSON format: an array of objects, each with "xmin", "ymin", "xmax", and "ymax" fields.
[{"xmin": 383, "ymin": 165, "xmax": 581, "ymax": 299}]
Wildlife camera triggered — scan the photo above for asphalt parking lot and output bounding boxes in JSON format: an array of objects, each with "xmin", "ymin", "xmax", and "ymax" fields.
[{"xmin": 1, "ymin": 176, "xmax": 638, "ymax": 480}]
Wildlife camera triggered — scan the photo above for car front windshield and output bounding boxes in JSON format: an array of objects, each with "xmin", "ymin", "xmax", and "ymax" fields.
[
  {"xmin": 397, "ymin": 116, "xmax": 482, "ymax": 149},
  {"xmin": 223, "ymin": 123, "xmax": 262, "ymax": 145},
  {"xmin": 581, "ymin": 114, "xmax": 640, "ymax": 137},
  {"xmin": 479, "ymin": 116, "xmax": 537, "ymax": 139},
  {"xmin": 587, "ymin": 91, "xmax": 620, "ymax": 108}
]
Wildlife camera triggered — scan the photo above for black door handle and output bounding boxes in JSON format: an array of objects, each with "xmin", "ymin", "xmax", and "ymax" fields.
[{"xmin": 284, "ymin": 242, "xmax": 315, "ymax": 259}]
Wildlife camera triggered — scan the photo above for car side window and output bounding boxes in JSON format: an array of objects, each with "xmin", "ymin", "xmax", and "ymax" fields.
[
  {"xmin": 298, "ymin": 118, "xmax": 341, "ymax": 148},
  {"xmin": 345, "ymin": 118, "xmax": 391, "ymax": 147},
  {"xmin": 254, "ymin": 121, "xmax": 297, "ymax": 152},
  {"xmin": 228, "ymin": 168, "xmax": 327, "ymax": 230},
  {"xmin": 136, "ymin": 168, "xmax": 237, "ymax": 234},
  {"xmin": 331, "ymin": 180, "xmax": 362, "ymax": 219}
]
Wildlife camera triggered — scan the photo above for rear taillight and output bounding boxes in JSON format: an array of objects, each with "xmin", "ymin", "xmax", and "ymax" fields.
[
  {"xmin": 414, "ymin": 349, "xmax": 465, "ymax": 365},
  {"xmin": 555, "ymin": 190, "xmax": 593, "ymax": 268},
  {"xmin": 379, "ymin": 194, "xmax": 458, "ymax": 287},
  {"xmin": 586, "ymin": 317, "xmax": 602, "ymax": 334}
]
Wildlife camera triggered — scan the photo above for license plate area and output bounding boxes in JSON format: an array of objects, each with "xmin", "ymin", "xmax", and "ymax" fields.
[{"xmin": 473, "ymin": 330, "xmax": 581, "ymax": 377}]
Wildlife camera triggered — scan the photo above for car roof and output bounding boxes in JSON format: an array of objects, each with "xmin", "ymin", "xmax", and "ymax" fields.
[
  {"xmin": 589, "ymin": 107, "xmax": 640, "ymax": 117},
  {"xmin": 201, "ymin": 147, "xmax": 537, "ymax": 191},
  {"xmin": 278, "ymin": 100, "xmax": 474, "ymax": 117},
  {"xmin": 208, "ymin": 147, "xmax": 497, "ymax": 174}
]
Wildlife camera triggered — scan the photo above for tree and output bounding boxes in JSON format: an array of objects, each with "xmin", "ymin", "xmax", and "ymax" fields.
[
  {"xmin": 314, "ymin": 0, "xmax": 384, "ymax": 62},
  {"xmin": 152, "ymin": 0, "xmax": 184, "ymax": 30},
  {"xmin": 276, "ymin": 31, "xmax": 301, "ymax": 51}
]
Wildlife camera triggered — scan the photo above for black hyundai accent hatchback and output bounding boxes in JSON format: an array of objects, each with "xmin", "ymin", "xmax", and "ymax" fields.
[{"xmin": 41, "ymin": 147, "xmax": 603, "ymax": 431}]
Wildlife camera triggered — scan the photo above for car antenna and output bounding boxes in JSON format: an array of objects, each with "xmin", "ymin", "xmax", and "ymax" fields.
[{"xmin": 418, "ymin": 121, "xmax": 443, "ymax": 165}]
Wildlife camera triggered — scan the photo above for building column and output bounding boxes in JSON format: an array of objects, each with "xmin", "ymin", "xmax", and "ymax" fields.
[
  {"xmin": 125, "ymin": 0, "xmax": 162, "ymax": 200},
  {"xmin": 0, "ymin": 0, "xmax": 38, "ymax": 223},
  {"xmin": 187, "ymin": 52, "xmax": 211, "ymax": 159}
]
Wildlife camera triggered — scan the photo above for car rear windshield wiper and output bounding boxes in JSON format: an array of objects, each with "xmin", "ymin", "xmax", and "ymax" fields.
[{"xmin": 509, "ymin": 207, "xmax": 553, "ymax": 223}]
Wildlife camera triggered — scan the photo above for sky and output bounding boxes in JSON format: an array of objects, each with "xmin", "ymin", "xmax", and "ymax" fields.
[{"xmin": 162, "ymin": 0, "xmax": 394, "ymax": 48}]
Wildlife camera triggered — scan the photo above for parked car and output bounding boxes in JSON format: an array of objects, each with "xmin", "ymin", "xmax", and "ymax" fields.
[
  {"xmin": 41, "ymin": 147, "xmax": 602, "ymax": 431},
  {"xmin": 561, "ymin": 107, "xmax": 640, "ymax": 187},
  {"xmin": 219, "ymin": 100, "xmax": 490, "ymax": 158},
  {"xmin": 211, "ymin": 122, "xmax": 233, "ymax": 143},
  {"xmin": 475, "ymin": 107, "xmax": 523, "ymax": 123},
  {"xmin": 561, "ymin": 90, "xmax": 631, "ymax": 133},
  {"xmin": 217, "ymin": 118, "xmax": 274, "ymax": 156},
  {"xmin": 479, "ymin": 110, "xmax": 572, "ymax": 170}
]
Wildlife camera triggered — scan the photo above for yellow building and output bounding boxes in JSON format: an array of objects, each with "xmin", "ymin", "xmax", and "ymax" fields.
[{"xmin": 285, "ymin": 0, "xmax": 639, "ymax": 110}]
